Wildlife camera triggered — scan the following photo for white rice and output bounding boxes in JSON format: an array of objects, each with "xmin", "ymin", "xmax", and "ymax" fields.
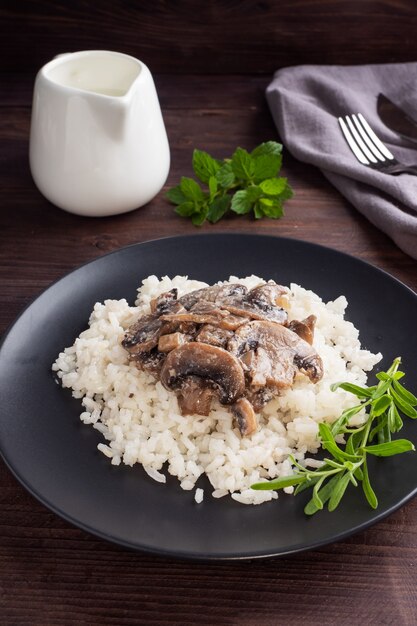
[
  {"xmin": 194, "ymin": 488, "xmax": 204, "ymax": 504},
  {"xmin": 52, "ymin": 275, "xmax": 382, "ymax": 505}
]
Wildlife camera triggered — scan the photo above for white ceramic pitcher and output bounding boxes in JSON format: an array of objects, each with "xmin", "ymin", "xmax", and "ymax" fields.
[{"xmin": 29, "ymin": 50, "xmax": 170, "ymax": 217}]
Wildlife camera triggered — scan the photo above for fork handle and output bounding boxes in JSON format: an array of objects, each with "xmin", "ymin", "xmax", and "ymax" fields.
[{"xmin": 384, "ymin": 164, "xmax": 417, "ymax": 176}]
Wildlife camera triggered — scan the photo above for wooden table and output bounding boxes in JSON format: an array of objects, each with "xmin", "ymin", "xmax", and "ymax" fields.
[
  {"xmin": 1, "ymin": 69, "xmax": 416, "ymax": 626},
  {"xmin": 1, "ymin": 2, "xmax": 417, "ymax": 622}
]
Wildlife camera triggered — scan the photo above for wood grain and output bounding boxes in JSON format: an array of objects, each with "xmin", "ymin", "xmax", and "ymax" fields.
[
  {"xmin": 1, "ymin": 2, "xmax": 417, "ymax": 623},
  {"xmin": 1, "ymin": 70, "xmax": 416, "ymax": 626},
  {"xmin": 1, "ymin": 0, "xmax": 417, "ymax": 75}
]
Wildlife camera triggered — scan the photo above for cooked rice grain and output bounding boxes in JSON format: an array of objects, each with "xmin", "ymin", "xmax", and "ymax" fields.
[{"xmin": 52, "ymin": 275, "xmax": 382, "ymax": 505}]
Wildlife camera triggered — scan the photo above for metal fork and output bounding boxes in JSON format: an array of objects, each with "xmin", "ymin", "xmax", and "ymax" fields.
[{"xmin": 338, "ymin": 113, "xmax": 417, "ymax": 175}]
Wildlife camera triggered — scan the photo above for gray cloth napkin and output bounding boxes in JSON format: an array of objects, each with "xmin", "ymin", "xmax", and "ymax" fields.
[{"xmin": 266, "ymin": 63, "xmax": 417, "ymax": 260}]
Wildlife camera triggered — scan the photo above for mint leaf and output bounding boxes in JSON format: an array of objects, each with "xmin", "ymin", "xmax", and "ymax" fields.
[
  {"xmin": 251, "ymin": 141, "xmax": 283, "ymax": 158},
  {"xmin": 253, "ymin": 154, "xmax": 282, "ymax": 182},
  {"xmin": 231, "ymin": 190, "xmax": 252, "ymax": 214},
  {"xmin": 208, "ymin": 175, "xmax": 218, "ymax": 199},
  {"xmin": 180, "ymin": 177, "xmax": 205, "ymax": 202},
  {"xmin": 259, "ymin": 177, "xmax": 287, "ymax": 196},
  {"xmin": 246, "ymin": 186, "xmax": 262, "ymax": 202},
  {"xmin": 191, "ymin": 207, "xmax": 208, "ymax": 226},
  {"xmin": 175, "ymin": 201, "xmax": 197, "ymax": 217},
  {"xmin": 254, "ymin": 202, "xmax": 264, "ymax": 219},
  {"xmin": 193, "ymin": 149, "xmax": 221, "ymax": 184},
  {"xmin": 207, "ymin": 196, "xmax": 230, "ymax": 223},
  {"xmin": 280, "ymin": 181, "xmax": 294, "ymax": 201},
  {"xmin": 258, "ymin": 197, "xmax": 284, "ymax": 218},
  {"xmin": 216, "ymin": 162, "xmax": 235, "ymax": 188},
  {"xmin": 166, "ymin": 141, "xmax": 293, "ymax": 225},
  {"xmin": 231, "ymin": 187, "xmax": 261, "ymax": 215},
  {"xmin": 231, "ymin": 148, "xmax": 255, "ymax": 182},
  {"xmin": 166, "ymin": 185, "xmax": 187, "ymax": 205}
]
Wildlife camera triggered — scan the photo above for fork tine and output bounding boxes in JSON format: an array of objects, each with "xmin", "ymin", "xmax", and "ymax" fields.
[
  {"xmin": 338, "ymin": 117, "xmax": 369, "ymax": 165},
  {"xmin": 357, "ymin": 114, "xmax": 395, "ymax": 160},
  {"xmin": 352, "ymin": 114, "xmax": 385, "ymax": 161},
  {"xmin": 345, "ymin": 116, "xmax": 378, "ymax": 164}
]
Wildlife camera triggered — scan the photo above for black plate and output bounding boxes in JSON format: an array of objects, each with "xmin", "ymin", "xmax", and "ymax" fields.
[{"xmin": 0, "ymin": 234, "xmax": 416, "ymax": 560}]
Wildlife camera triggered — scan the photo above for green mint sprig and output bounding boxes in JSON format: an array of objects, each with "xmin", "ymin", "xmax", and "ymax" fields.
[
  {"xmin": 251, "ymin": 357, "xmax": 416, "ymax": 514},
  {"xmin": 166, "ymin": 141, "xmax": 294, "ymax": 226}
]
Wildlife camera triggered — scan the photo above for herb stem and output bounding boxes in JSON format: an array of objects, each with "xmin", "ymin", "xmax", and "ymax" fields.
[{"xmin": 251, "ymin": 357, "xmax": 416, "ymax": 514}]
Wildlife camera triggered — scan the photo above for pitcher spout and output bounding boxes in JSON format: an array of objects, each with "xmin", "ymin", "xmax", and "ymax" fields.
[{"xmin": 42, "ymin": 50, "xmax": 143, "ymax": 141}]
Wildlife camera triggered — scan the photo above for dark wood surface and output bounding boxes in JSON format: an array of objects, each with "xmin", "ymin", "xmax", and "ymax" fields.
[
  {"xmin": 1, "ymin": 2, "xmax": 417, "ymax": 624},
  {"xmin": 3, "ymin": 0, "xmax": 417, "ymax": 74}
]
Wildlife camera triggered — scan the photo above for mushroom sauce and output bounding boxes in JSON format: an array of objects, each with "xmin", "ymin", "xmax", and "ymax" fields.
[{"xmin": 122, "ymin": 282, "xmax": 324, "ymax": 436}]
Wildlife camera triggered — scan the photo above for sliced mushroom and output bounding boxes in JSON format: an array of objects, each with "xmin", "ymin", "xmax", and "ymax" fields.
[
  {"xmin": 228, "ymin": 320, "xmax": 323, "ymax": 389},
  {"xmin": 176, "ymin": 376, "xmax": 215, "ymax": 415},
  {"xmin": 157, "ymin": 332, "xmax": 188, "ymax": 353},
  {"xmin": 231, "ymin": 398, "xmax": 258, "ymax": 436},
  {"xmin": 122, "ymin": 280, "xmax": 325, "ymax": 436},
  {"xmin": 160, "ymin": 305, "xmax": 247, "ymax": 331},
  {"xmin": 160, "ymin": 342, "xmax": 245, "ymax": 405},
  {"xmin": 220, "ymin": 282, "xmax": 289, "ymax": 325},
  {"xmin": 150, "ymin": 288, "xmax": 179, "ymax": 314},
  {"xmin": 178, "ymin": 284, "xmax": 248, "ymax": 310},
  {"xmin": 131, "ymin": 348, "xmax": 166, "ymax": 374},
  {"xmin": 288, "ymin": 315, "xmax": 317, "ymax": 345},
  {"xmin": 122, "ymin": 314, "xmax": 164, "ymax": 354},
  {"xmin": 122, "ymin": 298, "xmax": 184, "ymax": 354},
  {"xmin": 247, "ymin": 283, "xmax": 289, "ymax": 309},
  {"xmin": 196, "ymin": 324, "xmax": 234, "ymax": 348},
  {"xmin": 245, "ymin": 387, "xmax": 275, "ymax": 412}
]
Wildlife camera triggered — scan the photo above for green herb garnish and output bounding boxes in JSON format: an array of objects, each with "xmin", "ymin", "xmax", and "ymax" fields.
[
  {"xmin": 251, "ymin": 357, "xmax": 416, "ymax": 514},
  {"xmin": 166, "ymin": 142, "xmax": 294, "ymax": 225}
]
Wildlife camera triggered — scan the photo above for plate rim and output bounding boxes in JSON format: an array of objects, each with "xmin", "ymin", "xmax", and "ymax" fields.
[{"xmin": 1, "ymin": 232, "xmax": 416, "ymax": 560}]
